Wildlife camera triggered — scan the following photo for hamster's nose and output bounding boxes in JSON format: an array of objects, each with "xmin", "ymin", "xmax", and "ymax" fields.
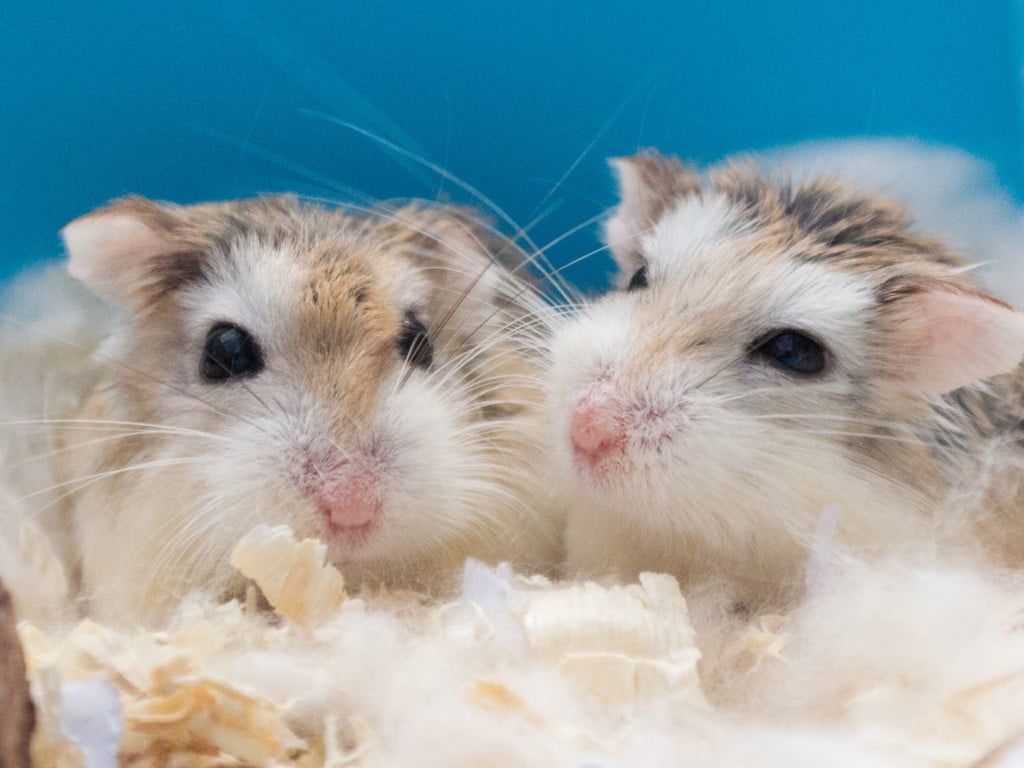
[
  {"xmin": 317, "ymin": 469, "xmax": 382, "ymax": 530},
  {"xmin": 570, "ymin": 395, "xmax": 626, "ymax": 463}
]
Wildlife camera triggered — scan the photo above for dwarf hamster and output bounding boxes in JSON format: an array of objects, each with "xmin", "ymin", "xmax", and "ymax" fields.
[
  {"xmin": 37, "ymin": 194, "xmax": 559, "ymax": 623},
  {"xmin": 546, "ymin": 150, "xmax": 1024, "ymax": 601}
]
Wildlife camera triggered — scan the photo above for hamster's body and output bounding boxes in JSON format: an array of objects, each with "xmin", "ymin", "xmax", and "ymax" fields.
[
  {"xmin": 0, "ymin": 267, "xmax": 111, "ymax": 623},
  {"xmin": 2, "ymin": 195, "xmax": 560, "ymax": 625},
  {"xmin": 547, "ymin": 151, "xmax": 1024, "ymax": 603}
]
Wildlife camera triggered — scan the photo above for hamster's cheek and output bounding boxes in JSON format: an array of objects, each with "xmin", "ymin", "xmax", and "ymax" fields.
[
  {"xmin": 362, "ymin": 376, "xmax": 482, "ymax": 551},
  {"xmin": 191, "ymin": 416, "xmax": 307, "ymax": 521}
]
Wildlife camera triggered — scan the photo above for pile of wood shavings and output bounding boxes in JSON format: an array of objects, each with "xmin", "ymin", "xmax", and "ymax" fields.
[
  {"xmin": 14, "ymin": 525, "xmax": 708, "ymax": 767},
  {"xmin": 11, "ymin": 524, "xmax": 1024, "ymax": 768}
]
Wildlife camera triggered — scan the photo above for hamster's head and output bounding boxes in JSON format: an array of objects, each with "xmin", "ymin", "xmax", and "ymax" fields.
[
  {"xmin": 549, "ymin": 151, "xmax": 1024, "ymax": 567},
  {"xmin": 62, "ymin": 196, "xmax": 547, "ymax": 591}
]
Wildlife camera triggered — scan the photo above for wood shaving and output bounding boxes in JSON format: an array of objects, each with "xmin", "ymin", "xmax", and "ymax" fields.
[
  {"xmin": 515, "ymin": 572, "xmax": 706, "ymax": 709},
  {"xmin": 229, "ymin": 525, "xmax": 347, "ymax": 630}
]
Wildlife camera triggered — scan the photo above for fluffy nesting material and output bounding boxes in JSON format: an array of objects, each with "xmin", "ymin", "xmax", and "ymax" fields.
[
  {"xmin": 10, "ymin": 524, "xmax": 1024, "ymax": 768},
  {"xmin": 703, "ymin": 556, "xmax": 1024, "ymax": 764}
]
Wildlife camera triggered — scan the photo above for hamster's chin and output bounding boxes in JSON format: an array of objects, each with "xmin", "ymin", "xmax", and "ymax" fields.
[
  {"xmin": 570, "ymin": 442, "xmax": 631, "ymax": 488},
  {"xmin": 314, "ymin": 516, "xmax": 390, "ymax": 566},
  {"xmin": 321, "ymin": 518, "xmax": 379, "ymax": 548},
  {"xmin": 312, "ymin": 503, "xmax": 428, "ymax": 568},
  {"xmin": 567, "ymin": 438, "xmax": 664, "ymax": 499},
  {"xmin": 565, "ymin": 433, "xmax": 703, "ymax": 524}
]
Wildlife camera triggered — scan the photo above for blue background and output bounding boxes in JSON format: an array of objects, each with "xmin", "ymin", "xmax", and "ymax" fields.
[{"xmin": 3, "ymin": 1, "xmax": 1022, "ymax": 288}]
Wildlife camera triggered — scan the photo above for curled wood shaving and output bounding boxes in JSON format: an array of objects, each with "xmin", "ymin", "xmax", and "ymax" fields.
[{"xmin": 230, "ymin": 525, "xmax": 347, "ymax": 630}]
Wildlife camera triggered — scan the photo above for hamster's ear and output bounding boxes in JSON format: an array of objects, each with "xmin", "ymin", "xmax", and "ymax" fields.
[
  {"xmin": 888, "ymin": 284, "xmax": 1024, "ymax": 397},
  {"xmin": 604, "ymin": 150, "xmax": 700, "ymax": 273},
  {"xmin": 61, "ymin": 197, "xmax": 197, "ymax": 310},
  {"xmin": 419, "ymin": 212, "xmax": 508, "ymax": 324}
]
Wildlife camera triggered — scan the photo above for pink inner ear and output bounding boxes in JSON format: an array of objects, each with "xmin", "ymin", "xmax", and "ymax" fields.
[
  {"xmin": 62, "ymin": 213, "xmax": 172, "ymax": 307},
  {"xmin": 603, "ymin": 158, "xmax": 651, "ymax": 274},
  {"xmin": 899, "ymin": 290, "xmax": 1024, "ymax": 396}
]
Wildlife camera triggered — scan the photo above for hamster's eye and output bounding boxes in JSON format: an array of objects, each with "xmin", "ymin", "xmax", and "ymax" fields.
[
  {"xmin": 396, "ymin": 311, "xmax": 433, "ymax": 369},
  {"xmin": 754, "ymin": 330, "xmax": 826, "ymax": 375},
  {"xmin": 626, "ymin": 265, "xmax": 649, "ymax": 291},
  {"xmin": 201, "ymin": 324, "xmax": 264, "ymax": 382}
]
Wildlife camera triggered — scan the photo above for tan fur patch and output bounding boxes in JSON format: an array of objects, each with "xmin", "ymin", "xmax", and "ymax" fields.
[{"xmin": 297, "ymin": 243, "xmax": 400, "ymax": 424}]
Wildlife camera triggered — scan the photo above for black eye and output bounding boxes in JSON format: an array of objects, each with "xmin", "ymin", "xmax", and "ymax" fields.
[
  {"xmin": 755, "ymin": 330, "xmax": 827, "ymax": 375},
  {"xmin": 626, "ymin": 265, "xmax": 649, "ymax": 291},
  {"xmin": 201, "ymin": 324, "xmax": 264, "ymax": 382},
  {"xmin": 396, "ymin": 311, "xmax": 433, "ymax": 369}
]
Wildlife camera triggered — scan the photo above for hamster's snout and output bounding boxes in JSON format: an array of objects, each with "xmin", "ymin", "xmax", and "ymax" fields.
[
  {"xmin": 570, "ymin": 393, "xmax": 626, "ymax": 466},
  {"xmin": 292, "ymin": 441, "xmax": 387, "ymax": 543},
  {"xmin": 316, "ymin": 468, "xmax": 382, "ymax": 534},
  {"xmin": 566, "ymin": 368, "xmax": 695, "ymax": 481}
]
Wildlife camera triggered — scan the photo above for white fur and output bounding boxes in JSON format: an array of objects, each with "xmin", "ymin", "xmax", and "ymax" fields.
[{"xmin": 643, "ymin": 193, "xmax": 743, "ymax": 268}]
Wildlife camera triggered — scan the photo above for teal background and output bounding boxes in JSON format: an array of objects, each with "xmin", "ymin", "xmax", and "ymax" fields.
[{"xmin": 3, "ymin": 1, "xmax": 1022, "ymax": 288}]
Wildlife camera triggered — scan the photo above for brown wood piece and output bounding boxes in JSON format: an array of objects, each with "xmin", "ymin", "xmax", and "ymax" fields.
[{"xmin": 0, "ymin": 585, "xmax": 34, "ymax": 768}]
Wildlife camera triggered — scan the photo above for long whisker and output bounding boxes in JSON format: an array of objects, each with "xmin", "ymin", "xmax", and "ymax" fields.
[
  {"xmin": 0, "ymin": 311, "xmax": 271, "ymax": 436},
  {"xmin": 202, "ymin": 345, "xmax": 275, "ymax": 418},
  {"xmin": 704, "ymin": 415, "xmax": 927, "ymax": 447},
  {"xmin": 739, "ymin": 412, "xmax": 921, "ymax": 432},
  {"xmin": 305, "ymin": 115, "xmax": 581, "ymax": 310},
  {"xmin": 434, "ymin": 87, "xmax": 454, "ymax": 202},
  {"xmin": 542, "ymin": 238, "xmax": 617, "ymax": 284},
  {"xmin": 0, "ymin": 417, "xmax": 237, "ymax": 441},
  {"xmin": 5, "ymin": 429, "xmax": 229, "ymax": 471},
  {"xmin": 12, "ymin": 457, "xmax": 208, "ymax": 512},
  {"xmin": 447, "ymin": 210, "xmax": 611, "ymax": 345},
  {"xmin": 221, "ymin": 2, "xmax": 435, "ymax": 188},
  {"xmin": 306, "ymin": 114, "xmax": 541, "ymax": 252},
  {"xmin": 189, "ymin": 124, "xmax": 370, "ymax": 201},
  {"xmin": 294, "ymin": 195, "xmax": 562, "ymax": 334},
  {"xmin": 527, "ymin": 83, "xmax": 636, "ymax": 220}
]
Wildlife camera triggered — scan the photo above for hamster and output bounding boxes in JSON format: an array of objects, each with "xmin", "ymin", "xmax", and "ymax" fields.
[
  {"xmin": 546, "ymin": 149, "xmax": 1024, "ymax": 603},
  {"xmin": 0, "ymin": 266, "xmax": 112, "ymax": 625},
  {"xmin": 17, "ymin": 194, "xmax": 558, "ymax": 624}
]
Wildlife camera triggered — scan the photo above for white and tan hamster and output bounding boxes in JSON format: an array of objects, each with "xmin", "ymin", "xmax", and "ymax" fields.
[
  {"xmin": 546, "ymin": 150, "xmax": 1024, "ymax": 602},
  {"xmin": 10, "ymin": 194, "xmax": 559, "ymax": 624}
]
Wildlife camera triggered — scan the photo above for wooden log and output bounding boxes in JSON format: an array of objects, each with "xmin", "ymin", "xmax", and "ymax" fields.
[{"xmin": 0, "ymin": 584, "xmax": 34, "ymax": 768}]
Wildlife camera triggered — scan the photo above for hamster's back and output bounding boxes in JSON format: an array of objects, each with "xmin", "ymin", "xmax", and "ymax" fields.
[
  {"xmin": 931, "ymin": 361, "xmax": 1024, "ymax": 562},
  {"xmin": 0, "ymin": 265, "xmax": 114, "ymax": 622}
]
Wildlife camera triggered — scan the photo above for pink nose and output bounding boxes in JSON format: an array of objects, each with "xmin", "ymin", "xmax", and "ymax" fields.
[
  {"xmin": 317, "ymin": 470, "xmax": 381, "ymax": 529},
  {"xmin": 570, "ymin": 396, "xmax": 625, "ymax": 462}
]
